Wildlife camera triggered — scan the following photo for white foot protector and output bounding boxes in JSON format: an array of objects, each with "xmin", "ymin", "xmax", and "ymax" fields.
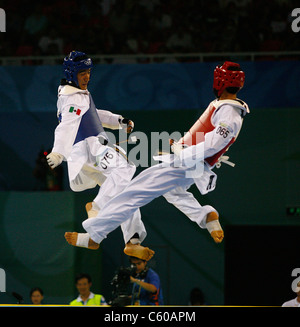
[
  {"xmin": 206, "ymin": 220, "xmax": 222, "ymax": 233},
  {"xmin": 76, "ymin": 233, "xmax": 90, "ymax": 248},
  {"xmin": 87, "ymin": 202, "xmax": 99, "ymax": 218}
]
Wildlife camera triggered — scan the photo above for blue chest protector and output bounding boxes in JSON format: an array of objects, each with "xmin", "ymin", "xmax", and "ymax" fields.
[{"xmin": 74, "ymin": 94, "xmax": 107, "ymax": 145}]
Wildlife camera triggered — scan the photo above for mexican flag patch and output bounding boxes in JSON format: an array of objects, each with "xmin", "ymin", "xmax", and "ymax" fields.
[{"xmin": 69, "ymin": 106, "xmax": 81, "ymax": 115}]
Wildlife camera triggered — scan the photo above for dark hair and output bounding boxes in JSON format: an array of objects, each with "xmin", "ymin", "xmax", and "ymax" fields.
[
  {"xmin": 226, "ymin": 86, "xmax": 239, "ymax": 94},
  {"xmin": 30, "ymin": 287, "xmax": 43, "ymax": 297},
  {"xmin": 129, "ymin": 256, "xmax": 146, "ymax": 263},
  {"xmin": 75, "ymin": 273, "xmax": 92, "ymax": 284}
]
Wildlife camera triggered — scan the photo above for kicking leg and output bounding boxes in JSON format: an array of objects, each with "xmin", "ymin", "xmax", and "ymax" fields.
[
  {"xmin": 84, "ymin": 201, "xmax": 154, "ymax": 259},
  {"xmin": 82, "ymin": 162, "xmax": 154, "ymax": 258},
  {"xmin": 82, "ymin": 164, "xmax": 192, "ymax": 244},
  {"xmin": 163, "ymin": 185, "xmax": 224, "ymax": 243},
  {"xmin": 84, "ymin": 194, "xmax": 155, "ymax": 259},
  {"xmin": 121, "ymin": 208, "xmax": 154, "ymax": 260}
]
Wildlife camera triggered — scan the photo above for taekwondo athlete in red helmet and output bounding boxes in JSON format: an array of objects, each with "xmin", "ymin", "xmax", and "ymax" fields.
[
  {"xmin": 47, "ymin": 51, "xmax": 154, "ymax": 260},
  {"xmin": 64, "ymin": 61, "xmax": 249, "ymax": 249}
]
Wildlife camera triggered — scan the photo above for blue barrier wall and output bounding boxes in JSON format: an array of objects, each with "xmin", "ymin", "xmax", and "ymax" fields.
[{"xmin": 1, "ymin": 61, "xmax": 300, "ymax": 113}]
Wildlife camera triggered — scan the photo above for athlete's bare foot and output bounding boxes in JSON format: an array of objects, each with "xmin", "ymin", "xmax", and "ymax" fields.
[
  {"xmin": 210, "ymin": 230, "xmax": 224, "ymax": 243},
  {"xmin": 64, "ymin": 232, "xmax": 99, "ymax": 250},
  {"xmin": 124, "ymin": 242, "xmax": 155, "ymax": 261},
  {"xmin": 206, "ymin": 212, "xmax": 224, "ymax": 243}
]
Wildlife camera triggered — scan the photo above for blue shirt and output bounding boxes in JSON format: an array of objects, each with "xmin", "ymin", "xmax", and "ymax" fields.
[{"xmin": 131, "ymin": 268, "xmax": 163, "ymax": 305}]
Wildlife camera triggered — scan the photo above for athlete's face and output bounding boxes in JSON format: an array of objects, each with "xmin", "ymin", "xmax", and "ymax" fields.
[{"xmin": 77, "ymin": 69, "xmax": 91, "ymax": 90}]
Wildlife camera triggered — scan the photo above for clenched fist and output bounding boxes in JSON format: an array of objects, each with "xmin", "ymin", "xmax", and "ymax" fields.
[
  {"xmin": 126, "ymin": 120, "xmax": 134, "ymax": 133},
  {"xmin": 46, "ymin": 152, "xmax": 64, "ymax": 169},
  {"xmin": 120, "ymin": 118, "xmax": 134, "ymax": 134}
]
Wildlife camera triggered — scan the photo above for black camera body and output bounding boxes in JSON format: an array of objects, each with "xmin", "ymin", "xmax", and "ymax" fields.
[
  {"xmin": 109, "ymin": 264, "xmax": 150, "ymax": 306},
  {"xmin": 109, "ymin": 265, "xmax": 136, "ymax": 307}
]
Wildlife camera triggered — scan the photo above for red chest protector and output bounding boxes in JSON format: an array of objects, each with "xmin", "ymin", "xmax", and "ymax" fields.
[{"xmin": 179, "ymin": 99, "xmax": 247, "ymax": 167}]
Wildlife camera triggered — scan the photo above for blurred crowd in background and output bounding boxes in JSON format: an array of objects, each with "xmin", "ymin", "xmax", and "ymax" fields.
[{"xmin": 0, "ymin": 0, "xmax": 299, "ymax": 59}]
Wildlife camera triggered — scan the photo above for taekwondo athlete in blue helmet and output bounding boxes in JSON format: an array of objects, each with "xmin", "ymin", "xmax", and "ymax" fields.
[{"xmin": 47, "ymin": 51, "xmax": 154, "ymax": 261}]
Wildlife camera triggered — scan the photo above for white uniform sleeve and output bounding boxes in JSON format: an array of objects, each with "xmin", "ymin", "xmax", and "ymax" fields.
[
  {"xmin": 97, "ymin": 109, "xmax": 122, "ymax": 130},
  {"xmin": 204, "ymin": 104, "xmax": 243, "ymax": 159},
  {"xmin": 52, "ymin": 93, "xmax": 89, "ymax": 159}
]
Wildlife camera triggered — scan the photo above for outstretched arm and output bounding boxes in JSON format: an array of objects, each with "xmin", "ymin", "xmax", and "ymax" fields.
[{"xmin": 97, "ymin": 110, "xmax": 134, "ymax": 133}]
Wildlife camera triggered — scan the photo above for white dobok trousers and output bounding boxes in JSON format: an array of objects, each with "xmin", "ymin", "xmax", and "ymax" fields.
[
  {"xmin": 82, "ymin": 157, "xmax": 218, "ymax": 244},
  {"xmin": 67, "ymin": 138, "xmax": 147, "ymax": 244}
]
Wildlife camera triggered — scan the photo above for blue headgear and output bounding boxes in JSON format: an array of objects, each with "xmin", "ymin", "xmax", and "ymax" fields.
[{"xmin": 63, "ymin": 51, "xmax": 93, "ymax": 87}]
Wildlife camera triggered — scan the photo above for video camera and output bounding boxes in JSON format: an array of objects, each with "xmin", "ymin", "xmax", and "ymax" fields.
[{"xmin": 109, "ymin": 265, "xmax": 137, "ymax": 307}]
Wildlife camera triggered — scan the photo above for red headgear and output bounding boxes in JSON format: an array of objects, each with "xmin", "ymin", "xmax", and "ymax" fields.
[{"xmin": 213, "ymin": 61, "xmax": 245, "ymax": 97}]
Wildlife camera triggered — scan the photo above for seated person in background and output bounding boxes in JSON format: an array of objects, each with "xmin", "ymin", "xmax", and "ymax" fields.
[
  {"xmin": 282, "ymin": 281, "xmax": 300, "ymax": 307},
  {"xmin": 30, "ymin": 287, "xmax": 44, "ymax": 305},
  {"xmin": 70, "ymin": 273, "xmax": 107, "ymax": 306}
]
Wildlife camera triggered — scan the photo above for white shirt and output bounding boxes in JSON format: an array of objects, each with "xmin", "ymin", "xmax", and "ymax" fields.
[
  {"xmin": 75, "ymin": 292, "xmax": 107, "ymax": 305},
  {"xmin": 282, "ymin": 297, "xmax": 300, "ymax": 307}
]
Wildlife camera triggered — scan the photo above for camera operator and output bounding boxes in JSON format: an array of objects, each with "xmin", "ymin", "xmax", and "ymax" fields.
[{"xmin": 129, "ymin": 256, "xmax": 163, "ymax": 306}]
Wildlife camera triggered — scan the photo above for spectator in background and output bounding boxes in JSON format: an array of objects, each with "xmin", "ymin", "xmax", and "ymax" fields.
[
  {"xmin": 214, "ymin": 19, "xmax": 239, "ymax": 52},
  {"xmin": 189, "ymin": 287, "xmax": 205, "ymax": 305},
  {"xmin": 139, "ymin": 0, "xmax": 161, "ymax": 13},
  {"xmin": 30, "ymin": 287, "xmax": 44, "ymax": 305},
  {"xmin": 24, "ymin": 5, "xmax": 48, "ymax": 38},
  {"xmin": 70, "ymin": 273, "xmax": 107, "ymax": 306},
  {"xmin": 151, "ymin": 5, "xmax": 172, "ymax": 31},
  {"xmin": 100, "ymin": 0, "xmax": 116, "ymax": 16},
  {"xmin": 166, "ymin": 25, "xmax": 192, "ymax": 52},
  {"xmin": 108, "ymin": 2, "xmax": 129, "ymax": 52},
  {"xmin": 270, "ymin": 12, "xmax": 287, "ymax": 36},
  {"xmin": 2, "ymin": 0, "xmax": 300, "ymax": 57},
  {"xmin": 38, "ymin": 28, "xmax": 64, "ymax": 55},
  {"xmin": 33, "ymin": 148, "xmax": 63, "ymax": 191},
  {"xmin": 282, "ymin": 281, "xmax": 300, "ymax": 307}
]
